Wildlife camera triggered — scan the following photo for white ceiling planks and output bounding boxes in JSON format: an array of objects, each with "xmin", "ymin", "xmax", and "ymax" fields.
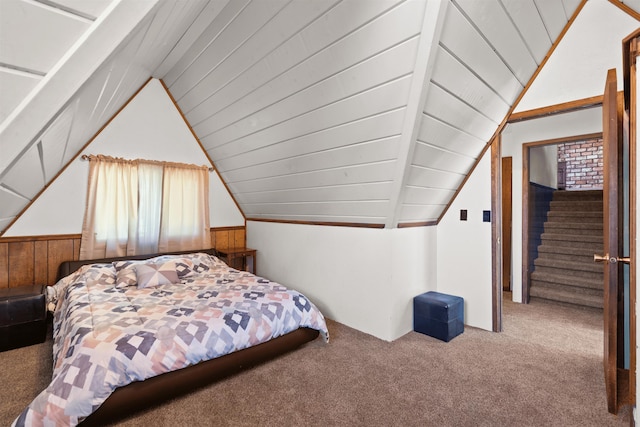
[
  {"xmin": 39, "ymin": 107, "xmax": 74, "ymax": 182},
  {"xmin": 217, "ymin": 108, "xmax": 406, "ymax": 174},
  {"xmin": 205, "ymin": 37, "xmax": 419, "ymax": 153},
  {"xmin": 224, "ymin": 136, "xmax": 403, "ymax": 185},
  {"xmin": 1, "ymin": 147, "xmax": 44, "ymax": 200},
  {"xmin": 153, "ymin": 1, "xmax": 231, "ymax": 78},
  {"xmin": 0, "ymin": 69, "xmax": 41, "ymax": 125},
  {"xmin": 395, "ymin": 0, "xmax": 577, "ymax": 224},
  {"xmin": 230, "ymin": 161, "xmax": 398, "ymax": 195},
  {"xmin": 417, "ymin": 114, "xmax": 486, "ymax": 157},
  {"xmin": 454, "ymin": 0, "xmax": 538, "ymax": 86},
  {"xmin": 412, "ymin": 141, "xmax": 476, "ymax": 176},
  {"xmin": 73, "ymin": 1, "xmax": 208, "ymax": 136},
  {"xmin": 47, "ymin": 0, "xmax": 112, "ymax": 20},
  {"xmin": 186, "ymin": 1, "xmax": 420, "ymax": 141},
  {"xmin": 0, "ymin": 0, "xmax": 161, "ymax": 176},
  {"xmin": 170, "ymin": 0, "xmax": 399, "ymax": 124},
  {"xmin": 240, "ymin": 181, "xmax": 394, "ymax": 204},
  {"xmin": 621, "ymin": 0, "xmax": 640, "ymax": 12},
  {"xmin": 0, "ymin": 185, "xmax": 27, "ymax": 231},
  {"xmin": 242, "ymin": 199, "xmax": 391, "ymax": 222},
  {"xmin": 206, "ymin": 74, "xmax": 413, "ymax": 160},
  {"xmin": 501, "ymin": 0, "xmax": 554, "ymax": 64},
  {"xmin": 438, "ymin": 4, "xmax": 523, "ymax": 105},
  {"xmin": 0, "ymin": 0, "xmax": 216, "ymax": 229},
  {"xmin": 431, "ymin": 46, "xmax": 511, "ymax": 125},
  {"xmin": 406, "ymin": 164, "xmax": 466, "ymax": 191},
  {"xmin": 535, "ymin": 0, "xmax": 574, "ymax": 40},
  {"xmin": 0, "ymin": 0, "xmax": 91, "ymax": 73},
  {"xmin": 399, "ymin": 203, "xmax": 446, "ymax": 223},
  {"xmin": 2, "ymin": 0, "xmax": 612, "ymax": 232},
  {"xmin": 0, "ymin": 0, "xmax": 94, "ymax": 125},
  {"xmin": 167, "ymin": 0, "xmax": 426, "ymax": 224}
]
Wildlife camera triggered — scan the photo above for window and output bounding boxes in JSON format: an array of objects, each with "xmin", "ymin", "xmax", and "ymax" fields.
[{"xmin": 80, "ymin": 155, "xmax": 211, "ymax": 259}]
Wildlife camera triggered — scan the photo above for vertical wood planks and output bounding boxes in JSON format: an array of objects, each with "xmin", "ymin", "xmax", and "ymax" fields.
[
  {"xmin": 0, "ymin": 242, "xmax": 7, "ymax": 288},
  {"xmin": 0, "ymin": 226, "xmax": 246, "ymax": 287},
  {"xmin": 34, "ymin": 240, "xmax": 48, "ymax": 285},
  {"xmin": 8, "ymin": 241, "xmax": 35, "ymax": 287},
  {"xmin": 46, "ymin": 240, "xmax": 75, "ymax": 285}
]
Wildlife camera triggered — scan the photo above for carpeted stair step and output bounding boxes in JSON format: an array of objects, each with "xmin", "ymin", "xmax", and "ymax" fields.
[
  {"xmin": 533, "ymin": 265, "xmax": 602, "ymax": 282},
  {"xmin": 546, "ymin": 211, "xmax": 602, "ymax": 222},
  {"xmin": 534, "ymin": 257, "xmax": 604, "ymax": 274},
  {"xmin": 530, "ymin": 189, "xmax": 603, "ymax": 309},
  {"xmin": 531, "ymin": 265, "xmax": 602, "ymax": 287},
  {"xmin": 529, "ymin": 283, "xmax": 603, "ymax": 309},
  {"xmin": 551, "ymin": 190, "xmax": 604, "ymax": 201},
  {"xmin": 531, "ymin": 270, "xmax": 602, "ymax": 290},
  {"xmin": 549, "ymin": 200, "xmax": 603, "ymax": 211},
  {"xmin": 537, "ymin": 244, "xmax": 602, "ymax": 257},
  {"xmin": 543, "ymin": 222, "xmax": 602, "ymax": 236},
  {"xmin": 540, "ymin": 232, "xmax": 603, "ymax": 245},
  {"xmin": 530, "ymin": 279, "xmax": 603, "ymax": 297},
  {"xmin": 537, "ymin": 245, "xmax": 603, "ymax": 263}
]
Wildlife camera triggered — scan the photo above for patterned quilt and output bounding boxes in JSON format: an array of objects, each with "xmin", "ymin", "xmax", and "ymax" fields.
[{"xmin": 13, "ymin": 253, "xmax": 328, "ymax": 426}]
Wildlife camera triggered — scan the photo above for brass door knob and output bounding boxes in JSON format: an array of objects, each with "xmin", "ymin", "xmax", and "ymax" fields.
[
  {"xmin": 594, "ymin": 254, "xmax": 631, "ymax": 264},
  {"xmin": 594, "ymin": 253, "xmax": 609, "ymax": 263}
]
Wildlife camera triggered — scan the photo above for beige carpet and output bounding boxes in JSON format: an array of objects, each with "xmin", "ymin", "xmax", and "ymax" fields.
[{"xmin": 0, "ymin": 296, "xmax": 631, "ymax": 426}]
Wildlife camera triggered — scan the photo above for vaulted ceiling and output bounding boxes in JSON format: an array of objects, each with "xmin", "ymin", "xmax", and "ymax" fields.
[{"xmin": 1, "ymin": 0, "xmax": 639, "ymax": 233}]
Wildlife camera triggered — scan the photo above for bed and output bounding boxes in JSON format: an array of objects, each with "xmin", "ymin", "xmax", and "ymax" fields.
[{"xmin": 13, "ymin": 249, "xmax": 328, "ymax": 426}]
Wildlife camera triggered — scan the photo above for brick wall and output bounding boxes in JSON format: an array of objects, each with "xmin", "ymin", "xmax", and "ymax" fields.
[{"xmin": 557, "ymin": 138, "xmax": 603, "ymax": 190}]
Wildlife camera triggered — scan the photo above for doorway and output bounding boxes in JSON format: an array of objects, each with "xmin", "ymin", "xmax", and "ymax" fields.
[
  {"xmin": 520, "ymin": 133, "xmax": 603, "ymax": 304},
  {"xmin": 499, "ymin": 106, "xmax": 604, "ymax": 305}
]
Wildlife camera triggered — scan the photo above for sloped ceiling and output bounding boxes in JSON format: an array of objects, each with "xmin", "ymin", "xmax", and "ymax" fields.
[{"xmin": 0, "ymin": 0, "xmax": 638, "ymax": 234}]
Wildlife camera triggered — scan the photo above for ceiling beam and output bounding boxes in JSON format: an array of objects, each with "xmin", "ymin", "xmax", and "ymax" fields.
[
  {"xmin": 0, "ymin": 0, "xmax": 161, "ymax": 177},
  {"xmin": 385, "ymin": 0, "xmax": 449, "ymax": 228}
]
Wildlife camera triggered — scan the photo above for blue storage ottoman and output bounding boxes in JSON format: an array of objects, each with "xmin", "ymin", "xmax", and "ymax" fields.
[{"xmin": 413, "ymin": 291, "xmax": 464, "ymax": 342}]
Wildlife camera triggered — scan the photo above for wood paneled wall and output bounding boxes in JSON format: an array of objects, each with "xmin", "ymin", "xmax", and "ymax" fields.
[
  {"xmin": 210, "ymin": 226, "xmax": 246, "ymax": 251},
  {"xmin": 0, "ymin": 226, "xmax": 246, "ymax": 289}
]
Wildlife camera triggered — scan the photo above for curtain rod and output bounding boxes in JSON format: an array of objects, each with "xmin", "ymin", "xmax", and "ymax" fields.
[{"xmin": 80, "ymin": 154, "xmax": 214, "ymax": 172}]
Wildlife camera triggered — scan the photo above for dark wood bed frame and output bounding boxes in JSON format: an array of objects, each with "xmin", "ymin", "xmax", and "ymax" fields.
[{"xmin": 54, "ymin": 248, "xmax": 320, "ymax": 426}]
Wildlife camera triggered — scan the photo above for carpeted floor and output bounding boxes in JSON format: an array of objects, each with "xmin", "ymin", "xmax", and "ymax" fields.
[{"xmin": 0, "ymin": 295, "xmax": 631, "ymax": 426}]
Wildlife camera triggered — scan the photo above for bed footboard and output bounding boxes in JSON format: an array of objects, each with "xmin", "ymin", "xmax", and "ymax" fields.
[{"xmin": 80, "ymin": 327, "xmax": 320, "ymax": 426}]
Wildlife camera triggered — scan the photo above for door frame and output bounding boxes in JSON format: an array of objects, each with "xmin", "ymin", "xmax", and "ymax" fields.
[
  {"xmin": 520, "ymin": 133, "xmax": 603, "ymax": 303},
  {"xmin": 622, "ymin": 27, "xmax": 639, "ymax": 409},
  {"xmin": 502, "ymin": 156, "xmax": 513, "ymax": 292}
]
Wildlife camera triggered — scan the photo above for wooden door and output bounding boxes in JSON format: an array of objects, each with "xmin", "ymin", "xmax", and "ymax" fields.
[
  {"xmin": 622, "ymin": 28, "xmax": 639, "ymax": 410},
  {"xmin": 502, "ymin": 157, "xmax": 512, "ymax": 291},
  {"xmin": 599, "ymin": 68, "xmax": 625, "ymax": 414}
]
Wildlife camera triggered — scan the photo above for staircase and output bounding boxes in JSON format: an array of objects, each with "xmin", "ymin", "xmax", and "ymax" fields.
[{"xmin": 529, "ymin": 190, "xmax": 604, "ymax": 309}]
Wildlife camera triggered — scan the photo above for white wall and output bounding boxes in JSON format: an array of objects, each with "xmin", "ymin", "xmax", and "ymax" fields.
[
  {"xmin": 515, "ymin": 0, "xmax": 639, "ymax": 112},
  {"xmin": 437, "ymin": 150, "xmax": 493, "ymax": 331},
  {"xmin": 501, "ymin": 107, "xmax": 603, "ymax": 303},
  {"xmin": 246, "ymin": 221, "xmax": 437, "ymax": 341},
  {"xmin": 4, "ymin": 78, "xmax": 244, "ymax": 236},
  {"xmin": 529, "ymin": 144, "xmax": 558, "ymax": 189}
]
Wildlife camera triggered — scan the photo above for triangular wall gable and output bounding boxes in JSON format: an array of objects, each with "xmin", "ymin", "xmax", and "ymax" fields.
[
  {"xmin": 515, "ymin": 0, "xmax": 639, "ymax": 112},
  {"xmin": 3, "ymin": 78, "xmax": 244, "ymax": 237}
]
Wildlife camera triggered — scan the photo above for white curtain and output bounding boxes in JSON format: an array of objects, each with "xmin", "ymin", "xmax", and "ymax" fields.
[
  {"xmin": 136, "ymin": 162, "xmax": 163, "ymax": 254},
  {"xmin": 159, "ymin": 162, "xmax": 211, "ymax": 252},
  {"xmin": 80, "ymin": 156, "xmax": 139, "ymax": 259},
  {"xmin": 80, "ymin": 155, "xmax": 211, "ymax": 260}
]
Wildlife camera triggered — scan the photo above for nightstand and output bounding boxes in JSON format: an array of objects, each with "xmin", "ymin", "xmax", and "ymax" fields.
[
  {"xmin": 217, "ymin": 248, "xmax": 257, "ymax": 274},
  {"xmin": 0, "ymin": 285, "xmax": 47, "ymax": 351}
]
